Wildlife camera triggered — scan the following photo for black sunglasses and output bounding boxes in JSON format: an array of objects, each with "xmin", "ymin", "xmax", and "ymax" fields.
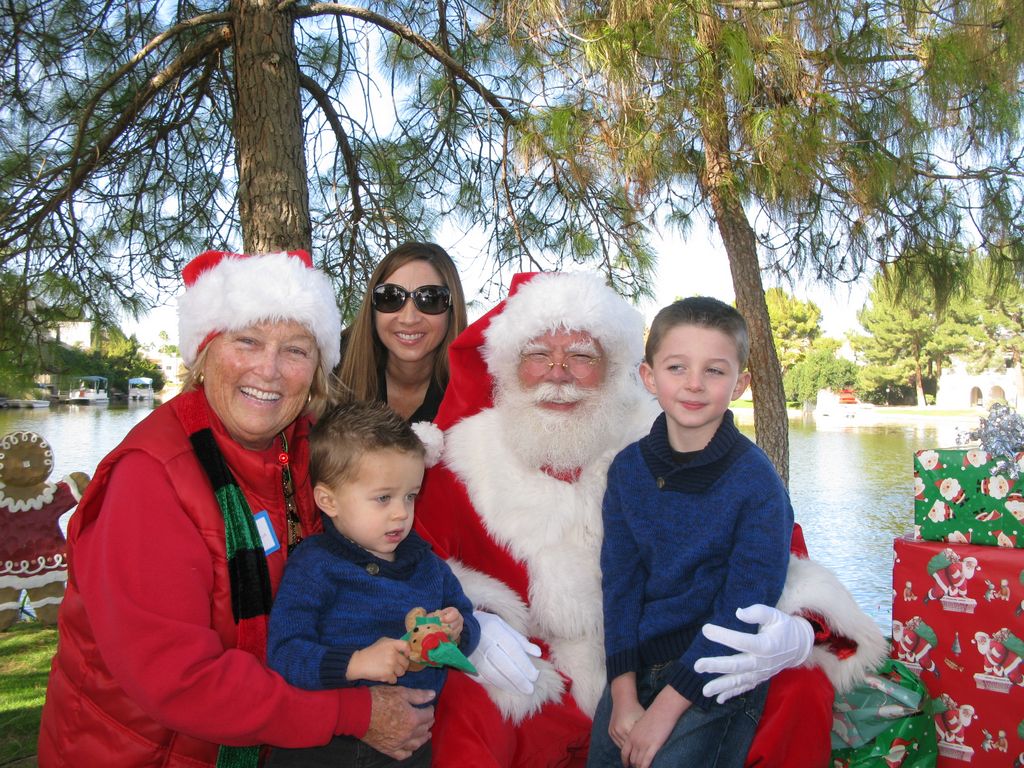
[{"xmin": 371, "ymin": 283, "xmax": 452, "ymax": 315}]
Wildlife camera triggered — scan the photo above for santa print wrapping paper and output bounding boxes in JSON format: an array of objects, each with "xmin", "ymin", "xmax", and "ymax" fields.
[
  {"xmin": 914, "ymin": 448, "xmax": 1024, "ymax": 548},
  {"xmin": 892, "ymin": 535, "xmax": 1024, "ymax": 766}
]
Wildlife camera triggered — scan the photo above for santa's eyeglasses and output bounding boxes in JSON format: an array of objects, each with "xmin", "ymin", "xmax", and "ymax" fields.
[
  {"xmin": 371, "ymin": 284, "xmax": 452, "ymax": 315},
  {"xmin": 519, "ymin": 352, "xmax": 602, "ymax": 378}
]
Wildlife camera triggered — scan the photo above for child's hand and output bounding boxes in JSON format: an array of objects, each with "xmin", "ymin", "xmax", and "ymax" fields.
[
  {"xmin": 609, "ymin": 695, "xmax": 645, "ymax": 750},
  {"xmin": 347, "ymin": 638, "xmax": 411, "ymax": 684},
  {"xmin": 620, "ymin": 688, "xmax": 689, "ymax": 768},
  {"xmin": 609, "ymin": 672, "xmax": 642, "ymax": 749},
  {"xmin": 432, "ymin": 607, "xmax": 464, "ymax": 642}
]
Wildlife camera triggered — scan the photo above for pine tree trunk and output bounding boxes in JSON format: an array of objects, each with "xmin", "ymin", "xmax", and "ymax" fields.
[
  {"xmin": 695, "ymin": 11, "xmax": 789, "ymax": 485},
  {"xmin": 232, "ymin": 0, "xmax": 311, "ymax": 253}
]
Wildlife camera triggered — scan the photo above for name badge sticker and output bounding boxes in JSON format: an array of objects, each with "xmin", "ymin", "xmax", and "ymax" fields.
[{"xmin": 253, "ymin": 510, "xmax": 281, "ymax": 555}]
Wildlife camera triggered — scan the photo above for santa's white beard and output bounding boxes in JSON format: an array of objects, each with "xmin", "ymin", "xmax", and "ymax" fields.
[{"xmin": 495, "ymin": 380, "xmax": 628, "ymax": 472}]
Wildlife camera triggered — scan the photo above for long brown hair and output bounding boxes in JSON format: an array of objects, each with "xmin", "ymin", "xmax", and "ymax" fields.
[{"xmin": 335, "ymin": 242, "xmax": 467, "ymax": 403}]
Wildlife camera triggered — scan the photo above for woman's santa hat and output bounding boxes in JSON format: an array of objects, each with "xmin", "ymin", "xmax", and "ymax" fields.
[
  {"xmin": 177, "ymin": 250, "xmax": 342, "ymax": 376},
  {"xmin": 435, "ymin": 271, "xmax": 645, "ymax": 431}
]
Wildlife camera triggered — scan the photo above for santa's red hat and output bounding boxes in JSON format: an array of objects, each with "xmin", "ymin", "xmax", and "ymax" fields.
[
  {"xmin": 177, "ymin": 250, "xmax": 342, "ymax": 376},
  {"xmin": 435, "ymin": 271, "xmax": 645, "ymax": 431}
]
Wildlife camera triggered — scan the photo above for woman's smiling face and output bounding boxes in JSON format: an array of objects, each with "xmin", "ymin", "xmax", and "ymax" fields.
[
  {"xmin": 201, "ymin": 320, "xmax": 319, "ymax": 450},
  {"xmin": 373, "ymin": 259, "xmax": 450, "ymax": 367}
]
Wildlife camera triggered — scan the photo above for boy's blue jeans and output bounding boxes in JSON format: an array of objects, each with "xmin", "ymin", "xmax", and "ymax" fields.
[{"xmin": 587, "ymin": 662, "xmax": 768, "ymax": 768}]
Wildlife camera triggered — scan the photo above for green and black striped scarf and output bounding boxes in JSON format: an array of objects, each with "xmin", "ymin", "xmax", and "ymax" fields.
[{"xmin": 178, "ymin": 389, "xmax": 273, "ymax": 768}]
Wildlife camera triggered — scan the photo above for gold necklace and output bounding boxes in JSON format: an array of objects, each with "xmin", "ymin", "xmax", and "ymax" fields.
[{"xmin": 278, "ymin": 432, "xmax": 301, "ymax": 554}]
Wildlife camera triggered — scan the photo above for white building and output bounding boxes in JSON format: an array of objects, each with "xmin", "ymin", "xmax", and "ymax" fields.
[
  {"xmin": 145, "ymin": 349, "xmax": 186, "ymax": 396},
  {"xmin": 936, "ymin": 357, "xmax": 1021, "ymax": 410}
]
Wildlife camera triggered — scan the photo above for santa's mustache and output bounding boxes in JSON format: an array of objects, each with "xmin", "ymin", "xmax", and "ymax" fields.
[{"xmin": 527, "ymin": 382, "xmax": 588, "ymax": 406}]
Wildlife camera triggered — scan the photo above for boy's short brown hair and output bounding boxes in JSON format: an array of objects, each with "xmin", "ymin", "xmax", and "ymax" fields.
[
  {"xmin": 645, "ymin": 297, "xmax": 750, "ymax": 369},
  {"xmin": 310, "ymin": 401, "xmax": 425, "ymax": 488}
]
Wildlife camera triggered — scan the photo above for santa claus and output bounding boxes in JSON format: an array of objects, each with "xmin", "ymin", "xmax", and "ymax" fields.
[{"xmin": 414, "ymin": 271, "xmax": 885, "ymax": 767}]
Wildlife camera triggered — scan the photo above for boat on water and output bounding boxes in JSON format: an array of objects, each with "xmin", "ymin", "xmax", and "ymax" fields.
[
  {"xmin": 4, "ymin": 399, "xmax": 51, "ymax": 408},
  {"xmin": 127, "ymin": 377, "xmax": 155, "ymax": 402},
  {"xmin": 67, "ymin": 376, "xmax": 110, "ymax": 404},
  {"xmin": 3, "ymin": 382, "xmax": 55, "ymax": 408}
]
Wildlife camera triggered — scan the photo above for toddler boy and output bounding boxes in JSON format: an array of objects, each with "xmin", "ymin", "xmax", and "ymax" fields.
[{"xmin": 268, "ymin": 400, "xmax": 479, "ymax": 767}]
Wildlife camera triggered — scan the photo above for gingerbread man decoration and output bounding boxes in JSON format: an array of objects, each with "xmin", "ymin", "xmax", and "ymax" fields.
[{"xmin": 0, "ymin": 431, "xmax": 89, "ymax": 629}]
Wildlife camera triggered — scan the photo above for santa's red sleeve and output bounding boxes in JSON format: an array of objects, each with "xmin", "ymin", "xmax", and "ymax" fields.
[
  {"xmin": 781, "ymin": 526, "xmax": 888, "ymax": 696},
  {"xmin": 416, "ymin": 460, "xmax": 533, "ymax": 601}
]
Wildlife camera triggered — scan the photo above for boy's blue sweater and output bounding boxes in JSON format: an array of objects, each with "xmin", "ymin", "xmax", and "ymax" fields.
[
  {"xmin": 268, "ymin": 519, "xmax": 479, "ymax": 697},
  {"xmin": 601, "ymin": 410, "xmax": 793, "ymax": 707}
]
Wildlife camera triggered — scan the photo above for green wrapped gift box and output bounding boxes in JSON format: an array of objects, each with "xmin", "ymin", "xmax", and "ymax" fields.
[
  {"xmin": 914, "ymin": 448, "xmax": 1023, "ymax": 547},
  {"xmin": 831, "ymin": 659, "xmax": 937, "ymax": 767}
]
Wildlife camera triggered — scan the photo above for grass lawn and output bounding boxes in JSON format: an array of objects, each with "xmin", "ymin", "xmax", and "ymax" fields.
[{"xmin": 0, "ymin": 621, "xmax": 56, "ymax": 765}]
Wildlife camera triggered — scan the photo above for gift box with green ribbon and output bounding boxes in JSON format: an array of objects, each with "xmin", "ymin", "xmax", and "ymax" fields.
[{"xmin": 831, "ymin": 658, "xmax": 937, "ymax": 767}]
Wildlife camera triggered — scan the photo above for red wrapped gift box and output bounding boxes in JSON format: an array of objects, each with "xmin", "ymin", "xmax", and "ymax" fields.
[{"xmin": 892, "ymin": 535, "xmax": 1024, "ymax": 766}]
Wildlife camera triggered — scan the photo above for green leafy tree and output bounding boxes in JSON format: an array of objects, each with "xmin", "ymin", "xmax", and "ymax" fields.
[
  {"xmin": 0, "ymin": 269, "xmax": 92, "ymax": 395},
  {"xmin": 156, "ymin": 331, "xmax": 179, "ymax": 357},
  {"xmin": 850, "ymin": 273, "xmax": 977, "ymax": 405},
  {"xmin": 960, "ymin": 258, "xmax": 1024, "ymax": 403},
  {"xmin": 496, "ymin": 0, "xmax": 1024, "ymax": 481},
  {"xmin": 45, "ymin": 327, "xmax": 164, "ymax": 395},
  {"xmin": 96, "ymin": 327, "xmax": 166, "ymax": 394},
  {"xmin": 766, "ymin": 288, "xmax": 821, "ymax": 373},
  {"xmin": 4, "ymin": 0, "xmax": 1024, "ymax": 482},
  {"xmin": 783, "ymin": 338, "xmax": 858, "ymax": 405}
]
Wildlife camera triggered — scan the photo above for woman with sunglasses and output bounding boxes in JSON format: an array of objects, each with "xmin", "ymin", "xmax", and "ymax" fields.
[{"xmin": 336, "ymin": 242, "xmax": 468, "ymax": 422}]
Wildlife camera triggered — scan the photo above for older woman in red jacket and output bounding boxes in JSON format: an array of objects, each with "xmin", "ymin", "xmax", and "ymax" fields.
[{"xmin": 39, "ymin": 250, "xmax": 433, "ymax": 767}]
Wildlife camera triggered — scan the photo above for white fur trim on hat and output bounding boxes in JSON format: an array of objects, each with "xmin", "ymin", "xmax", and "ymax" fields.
[
  {"xmin": 177, "ymin": 252, "xmax": 342, "ymax": 374},
  {"xmin": 483, "ymin": 272, "xmax": 645, "ymax": 387}
]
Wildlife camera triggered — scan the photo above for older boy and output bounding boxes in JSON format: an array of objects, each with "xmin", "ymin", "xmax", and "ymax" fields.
[
  {"xmin": 267, "ymin": 401, "xmax": 480, "ymax": 767},
  {"xmin": 589, "ymin": 297, "xmax": 793, "ymax": 768}
]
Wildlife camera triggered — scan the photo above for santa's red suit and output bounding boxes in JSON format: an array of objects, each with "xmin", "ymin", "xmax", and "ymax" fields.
[{"xmin": 414, "ymin": 272, "xmax": 886, "ymax": 767}]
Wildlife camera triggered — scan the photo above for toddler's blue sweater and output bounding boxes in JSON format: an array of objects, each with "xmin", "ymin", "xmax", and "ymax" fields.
[{"xmin": 268, "ymin": 520, "xmax": 479, "ymax": 697}]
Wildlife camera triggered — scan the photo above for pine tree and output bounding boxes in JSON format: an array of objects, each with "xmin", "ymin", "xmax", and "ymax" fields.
[
  {"xmin": 495, "ymin": 0, "xmax": 1024, "ymax": 480},
  {"xmin": 3, "ymin": 0, "xmax": 1024, "ymax": 479},
  {"xmin": 766, "ymin": 288, "xmax": 822, "ymax": 374},
  {"xmin": 0, "ymin": 0, "xmax": 655, "ymax": 323},
  {"xmin": 850, "ymin": 273, "xmax": 977, "ymax": 404}
]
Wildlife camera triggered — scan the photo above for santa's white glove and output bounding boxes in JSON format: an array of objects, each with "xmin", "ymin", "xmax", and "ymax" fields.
[
  {"xmin": 693, "ymin": 604, "xmax": 814, "ymax": 704},
  {"xmin": 468, "ymin": 611, "xmax": 542, "ymax": 695}
]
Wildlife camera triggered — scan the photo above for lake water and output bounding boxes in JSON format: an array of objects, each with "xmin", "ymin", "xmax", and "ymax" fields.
[
  {"xmin": 0, "ymin": 403, "xmax": 978, "ymax": 635},
  {"xmin": 775, "ymin": 417, "xmax": 974, "ymax": 634}
]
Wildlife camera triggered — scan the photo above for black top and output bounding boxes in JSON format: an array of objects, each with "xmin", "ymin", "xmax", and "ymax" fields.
[
  {"xmin": 376, "ymin": 367, "xmax": 446, "ymax": 423},
  {"xmin": 340, "ymin": 329, "xmax": 447, "ymax": 422}
]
